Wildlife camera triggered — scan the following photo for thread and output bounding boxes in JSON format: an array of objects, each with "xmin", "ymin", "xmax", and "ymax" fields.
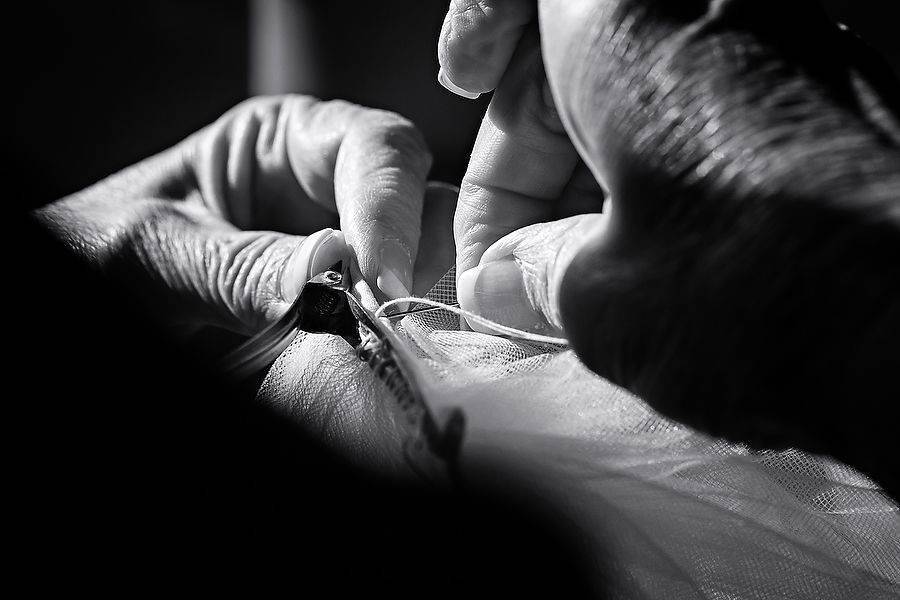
[{"xmin": 376, "ymin": 297, "xmax": 569, "ymax": 346}]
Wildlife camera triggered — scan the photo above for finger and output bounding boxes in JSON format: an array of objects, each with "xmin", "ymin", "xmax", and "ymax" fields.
[
  {"xmin": 122, "ymin": 202, "xmax": 350, "ymax": 334},
  {"xmin": 455, "ymin": 30, "xmax": 579, "ymax": 279},
  {"xmin": 190, "ymin": 96, "xmax": 431, "ymax": 299},
  {"xmin": 456, "ymin": 214, "xmax": 607, "ymax": 335},
  {"xmin": 438, "ymin": 0, "xmax": 536, "ymax": 98},
  {"xmin": 333, "ymin": 110, "xmax": 432, "ymax": 300},
  {"xmin": 191, "ymin": 95, "xmax": 334, "ymax": 234}
]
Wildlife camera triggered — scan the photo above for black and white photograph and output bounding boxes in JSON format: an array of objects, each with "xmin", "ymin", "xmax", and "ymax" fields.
[{"xmin": 12, "ymin": 1, "xmax": 900, "ymax": 597}]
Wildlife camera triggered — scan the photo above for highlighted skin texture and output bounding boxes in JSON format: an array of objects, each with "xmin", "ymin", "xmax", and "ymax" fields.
[{"xmin": 441, "ymin": 0, "xmax": 900, "ymax": 493}]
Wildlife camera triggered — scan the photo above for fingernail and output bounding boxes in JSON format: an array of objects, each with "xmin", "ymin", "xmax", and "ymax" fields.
[
  {"xmin": 457, "ymin": 258, "xmax": 552, "ymax": 334},
  {"xmin": 377, "ymin": 241, "xmax": 413, "ymax": 302},
  {"xmin": 281, "ymin": 229, "xmax": 348, "ymax": 300},
  {"xmin": 438, "ymin": 67, "xmax": 481, "ymax": 100},
  {"xmin": 377, "ymin": 267, "xmax": 411, "ymax": 300}
]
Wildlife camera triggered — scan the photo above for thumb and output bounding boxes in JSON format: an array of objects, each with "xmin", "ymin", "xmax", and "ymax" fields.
[
  {"xmin": 208, "ymin": 228, "xmax": 351, "ymax": 333},
  {"xmin": 438, "ymin": 0, "xmax": 536, "ymax": 98},
  {"xmin": 456, "ymin": 213, "xmax": 608, "ymax": 335},
  {"xmin": 123, "ymin": 205, "xmax": 349, "ymax": 334}
]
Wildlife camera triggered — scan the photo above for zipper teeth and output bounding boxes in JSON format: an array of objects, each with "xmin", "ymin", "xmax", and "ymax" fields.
[
  {"xmin": 354, "ymin": 313, "xmax": 425, "ymax": 437},
  {"xmin": 313, "ymin": 291, "xmax": 338, "ymax": 316},
  {"xmin": 370, "ymin": 349, "xmax": 414, "ymax": 409}
]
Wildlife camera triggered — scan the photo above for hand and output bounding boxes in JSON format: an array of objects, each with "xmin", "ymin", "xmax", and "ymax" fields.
[
  {"xmin": 36, "ymin": 95, "xmax": 433, "ymax": 334},
  {"xmin": 439, "ymin": 6, "xmax": 605, "ymax": 334},
  {"xmin": 254, "ymin": 182, "xmax": 459, "ymax": 478},
  {"xmin": 439, "ymin": 0, "xmax": 900, "ymax": 479}
]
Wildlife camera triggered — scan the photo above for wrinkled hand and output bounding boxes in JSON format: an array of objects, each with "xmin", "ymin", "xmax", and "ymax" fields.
[
  {"xmin": 37, "ymin": 95, "xmax": 433, "ymax": 334},
  {"xmin": 440, "ymin": 0, "xmax": 900, "ymax": 468},
  {"xmin": 256, "ymin": 184, "xmax": 460, "ymax": 478}
]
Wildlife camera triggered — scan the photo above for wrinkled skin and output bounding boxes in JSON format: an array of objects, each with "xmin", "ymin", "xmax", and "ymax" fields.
[
  {"xmin": 36, "ymin": 92, "xmax": 459, "ymax": 478},
  {"xmin": 37, "ymin": 95, "xmax": 434, "ymax": 334},
  {"xmin": 440, "ymin": 0, "xmax": 900, "ymax": 488},
  {"xmin": 256, "ymin": 187, "xmax": 460, "ymax": 479},
  {"xmin": 35, "ymin": 3, "xmax": 900, "ymax": 494}
]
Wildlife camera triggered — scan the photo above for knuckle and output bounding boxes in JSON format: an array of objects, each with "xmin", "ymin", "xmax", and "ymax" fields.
[
  {"xmin": 211, "ymin": 232, "xmax": 290, "ymax": 330},
  {"xmin": 124, "ymin": 202, "xmax": 192, "ymax": 272},
  {"xmin": 119, "ymin": 203, "xmax": 213, "ymax": 312},
  {"xmin": 321, "ymin": 97, "xmax": 362, "ymax": 120},
  {"xmin": 221, "ymin": 95, "xmax": 318, "ymax": 132},
  {"xmin": 223, "ymin": 95, "xmax": 283, "ymax": 121},
  {"xmin": 357, "ymin": 110, "xmax": 433, "ymax": 174}
]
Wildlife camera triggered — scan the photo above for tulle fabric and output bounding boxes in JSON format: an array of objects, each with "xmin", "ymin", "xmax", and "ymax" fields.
[{"xmin": 260, "ymin": 268, "xmax": 900, "ymax": 599}]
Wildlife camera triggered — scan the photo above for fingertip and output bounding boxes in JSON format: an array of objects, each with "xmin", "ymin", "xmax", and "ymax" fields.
[
  {"xmin": 457, "ymin": 258, "xmax": 557, "ymax": 335},
  {"xmin": 281, "ymin": 229, "xmax": 349, "ymax": 301},
  {"xmin": 376, "ymin": 240, "xmax": 414, "ymax": 300},
  {"xmin": 438, "ymin": 67, "xmax": 482, "ymax": 100},
  {"xmin": 377, "ymin": 268, "xmax": 412, "ymax": 300},
  {"xmin": 455, "ymin": 265, "xmax": 484, "ymax": 331},
  {"xmin": 438, "ymin": 0, "xmax": 536, "ymax": 100},
  {"xmin": 310, "ymin": 229, "xmax": 349, "ymax": 274}
]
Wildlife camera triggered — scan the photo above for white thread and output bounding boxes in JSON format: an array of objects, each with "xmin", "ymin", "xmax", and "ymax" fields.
[{"xmin": 376, "ymin": 297, "xmax": 570, "ymax": 346}]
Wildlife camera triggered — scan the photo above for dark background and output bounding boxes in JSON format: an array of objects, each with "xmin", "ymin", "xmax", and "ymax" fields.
[
  {"xmin": 10, "ymin": 2, "xmax": 580, "ymax": 593},
  {"xmin": 14, "ymin": 1, "xmax": 895, "ymax": 212},
  {"xmin": 10, "ymin": 1, "xmax": 898, "ymax": 594},
  {"xmin": 12, "ymin": 0, "xmax": 491, "ymax": 211}
]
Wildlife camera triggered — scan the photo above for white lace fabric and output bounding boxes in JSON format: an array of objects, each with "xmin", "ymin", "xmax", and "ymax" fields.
[{"xmin": 259, "ymin": 267, "xmax": 900, "ymax": 599}]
